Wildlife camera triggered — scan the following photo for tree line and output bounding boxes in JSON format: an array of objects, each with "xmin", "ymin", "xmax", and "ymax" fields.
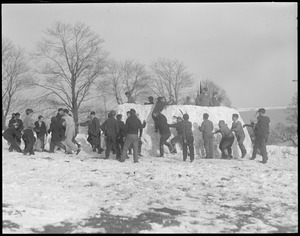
[{"xmin": 2, "ymin": 21, "xmax": 232, "ymax": 130}]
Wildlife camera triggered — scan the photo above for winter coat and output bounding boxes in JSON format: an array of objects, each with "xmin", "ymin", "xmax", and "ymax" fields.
[
  {"xmin": 90, "ymin": 117, "xmax": 101, "ymax": 136},
  {"xmin": 215, "ymin": 125, "xmax": 234, "ymax": 138},
  {"xmin": 3, "ymin": 126, "xmax": 22, "ymax": 140},
  {"xmin": 153, "ymin": 100, "xmax": 168, "ymax": 114},
  {"xmin": 123, "ymin": 114, "xmax": 143, "ymax": 137},
  {"xmin": 117, "ymin": 120, "xmax": 125, "ymax": 138},
  {"xmin": 156, "ymin": 113, "xmax": 171, "ymax": 135},
  {"xmin": 256, "ymin": 115, "xmax": 270, "ymax": 136},
  {"xmin": 231, "ymin": 120, "xmax": 245, "ymax": 136},
  {"xmin": 101, "ymin": 117, "xmax": 119, "ymax": 137},
  {"xmin": 63, "ymin": 115, "xmax": 76, "ymax": 139},
  {"xmin": 23, "ymin": 116, "xmax": 35, "ymax": 131},
  {"xmin": 34, "ymin": 121, "xmax": 47, "ymax": 136},
  {"xmin": 169, "ymin": 122, "xmax": 183, "ymax": 135},
  {"xmin": 180, "ymin": 120, "xmax": 193, "ymax": 138},
  {"xmin": 198, "ymin": 93, "xmax": 210, "ymax": 106},
  {"xmin": 48, "ymin": 117, "xmax": 65, "ymax": 141},
  {"xmin": 199, "ymin": 119, "xmax": 214, "ymax": 138}
]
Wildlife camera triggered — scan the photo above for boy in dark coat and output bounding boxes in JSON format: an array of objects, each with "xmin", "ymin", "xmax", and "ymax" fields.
[
  {"xmin": 231, "ymin": 113, "xmax": 247, "ymax": 158},
  {"xmin": 90, "ymin": 111, "xmax": 103, "ymax": 154},
  {"xmin": 22, "ymin": 109, "xmax": 36, "ymax": 155},
  {"xmin": 101, "ymin": 110, "xmax": 119, "ymax": 159},
  {"xmin": 34, "ymin": 115, "xmax": 47, "ymax": 151},
  {"xmin": 181, "ymin": 114, "xmax": 195, "ymax": 162},
  {"xmin": 48, "ymin": 116, "xmax": 66, "ymax": 153},
  {"xmin": 121, "ymin": 109, "xmax": 143, "ymax": 163},
  {"xmin": 3, "ymin": 122, "xmax": 23, "ymax": 153},
  {"xmin": 198, "ymin": 113, "xmax": 214, "ymax": 159},
  {"xmin": 250, "ymin": 108, "xmax": 270, "ymax": 164},
  {"xmin": 214, "ymin": 120, "xmax": 234, "ymax": 159},
  {"xmin": 155, "ymin": 113, "xmax": 173, "ymax": 157}
]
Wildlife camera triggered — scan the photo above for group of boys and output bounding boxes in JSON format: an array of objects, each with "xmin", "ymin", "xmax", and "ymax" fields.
[
  {"xmin": 3, "ymin": 108, "xmax": 82, "ymax": 155},
  {"xmin": 184, "ymin": 89, "xmax": 222, "ymax": 106}
]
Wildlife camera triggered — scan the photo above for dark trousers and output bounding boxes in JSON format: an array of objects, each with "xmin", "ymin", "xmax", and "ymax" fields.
[
  {"xmin": 122, "ymin": 134, "xmax": 139, "ymax": 162},
  {"xmin": 105, "ymin": 135, "xmax": 117, "ymax": 158},
  {"xmin": 50, "ymin": 139, "xmax": 66, "ymax": 153},
  {"xmin": 235, "ymin": 133, "xmax": 247, "ymax": 156},
  {"xmin": 22, "ymin": 130, "xmax": 36, "ymax": 154},
  {"xmin": 4, "ymin": 135, "xmax": 22, "ymax": 152},
  {"xmin": 152, "ymin": 113, "xmax": 159, "ymax": 131},
  {"xmin": 252, "ymin": 133, "xmax": 268, "ymax": 162},
  {"xmin": 203, "ymin": 134, "xmax": 214, "ymax": 158},
  {"xmin": 129, "ymin": 140, "xmax": 142, "ymax": 155},
  {"xmin": 183, "ymin": 135, "xmax": 194, "ymax": 161},
  {"xmin": 219, "ymin": 136, "xmax": 234, "ymax": 158},
  {"xmin": 159, "ymin": 133, "xmax": 172, "ymax": 156},
  {"xmin": 116, "ymin": 137, "xmax": 124, "ymax": 159}
]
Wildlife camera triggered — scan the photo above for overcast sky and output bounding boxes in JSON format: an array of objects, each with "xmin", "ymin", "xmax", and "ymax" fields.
[{"xmin": 2, "ymin": 3, "xmax": 297, "ymax": 108}]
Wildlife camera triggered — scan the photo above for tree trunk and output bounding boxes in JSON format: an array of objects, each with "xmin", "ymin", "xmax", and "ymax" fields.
[{"xmin": 2, "ymin": 108, "xmax": 6, "ymax": 131}]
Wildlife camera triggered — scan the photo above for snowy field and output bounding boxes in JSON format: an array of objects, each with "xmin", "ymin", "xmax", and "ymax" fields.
[{"xmin": 2, "ymin": 134, "xmax": 298, "ymax": 234}]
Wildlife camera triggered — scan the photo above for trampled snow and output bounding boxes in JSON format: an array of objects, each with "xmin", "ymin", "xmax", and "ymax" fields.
[{"xmin": 2, "ymin": 132, "xmax": 298, "ymax": 233}]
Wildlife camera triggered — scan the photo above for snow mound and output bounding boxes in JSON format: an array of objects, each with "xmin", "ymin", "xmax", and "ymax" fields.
[{"xmin": 115, "ymin": 104, "xmax": 253, "ymax": 158}]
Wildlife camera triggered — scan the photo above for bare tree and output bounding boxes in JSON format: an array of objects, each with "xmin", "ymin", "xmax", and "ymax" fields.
[
  {"xmin": 121, "ymin": 60, "xmax": 151, "ymax": 102},
  {"xmin": 102, "ymin": 59, "xmax": 151, "ymax": 104},
  {"xmin": 150, "ymin": 58, "xmax": 193, "ymax": 104},
  {"xmin": 269, "ymin": 93, "xmax": 298, "ymax": 147},
  {"xmin": 32, "ymin": 21, "xmax": 108, "ymax": 127},
  {"xmin": 200, "ymin": 80, "xmax": 232, "ymax": 107},
  {"xmin": 2, "ymin": 38, "xmax": 32, "ymax": 130},
  {"xmin": 286, "ymin": 93, "xmax": 298, "ymax": 125}
]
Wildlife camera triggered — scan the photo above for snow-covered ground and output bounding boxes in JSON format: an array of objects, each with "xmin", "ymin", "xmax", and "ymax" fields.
[{"xmin": 2, "ymin": 134, "xmax": 298, "ymax": 233}]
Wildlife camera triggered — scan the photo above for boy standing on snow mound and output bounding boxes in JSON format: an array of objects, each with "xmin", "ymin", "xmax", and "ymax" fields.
[
  {"xmin": 120, "ymin": 109, "xmax": 143, "ymax": 163},
  {"xmin": 3, "ymin": 122, "xmax": 23, "ymax": 153},
  {"xmin": 231, "ymin": 114, "xmax": 247, "ymax": 158},
  {"xmin": 214, "ymin": 120, "xmax": 234, "ymax": 159},
  {"xmin": 250, "ymin": 108, "xmax": 270, "ymax": 164},
  {"xmin": 22, "ymin": 109, "xmax": 36, "ymax": 155},
  {"xmin": 181, "ymin": 114, "xmax": 195, "ymax": 162},
  {"xmin": 198, "ymin": 113, "xmax": 214, "ymax": 159}
]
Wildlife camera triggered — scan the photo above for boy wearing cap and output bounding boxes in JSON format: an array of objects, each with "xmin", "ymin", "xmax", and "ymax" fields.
[
  {"xmin": 3, "ymin": 122, "xmax": 23, "ymax": 153},
  {"xmin": 198, "ymin": 113, "xmax": 214, "ymax": 159},
  {"xmin": 250, "ymin": 108, "xmax": 270, "ymax": 164},
  {"xmin": 22, "ymin": 108, "xmax": 36, "ymax": 155},
  {"xmin": 231, "ymin": 114, "xmax": 247, "ymax": 158}
]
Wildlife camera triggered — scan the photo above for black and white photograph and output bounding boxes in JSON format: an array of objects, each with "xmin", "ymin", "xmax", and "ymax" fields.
[{"xmin": 2, "ymin": 2, "xmax": 297, "ymax": 233}]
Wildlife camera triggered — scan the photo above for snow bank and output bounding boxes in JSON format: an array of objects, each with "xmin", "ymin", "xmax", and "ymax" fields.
[{"xmin": 115, "ymin": 104, "xmax": 253, "ymax": 158}]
